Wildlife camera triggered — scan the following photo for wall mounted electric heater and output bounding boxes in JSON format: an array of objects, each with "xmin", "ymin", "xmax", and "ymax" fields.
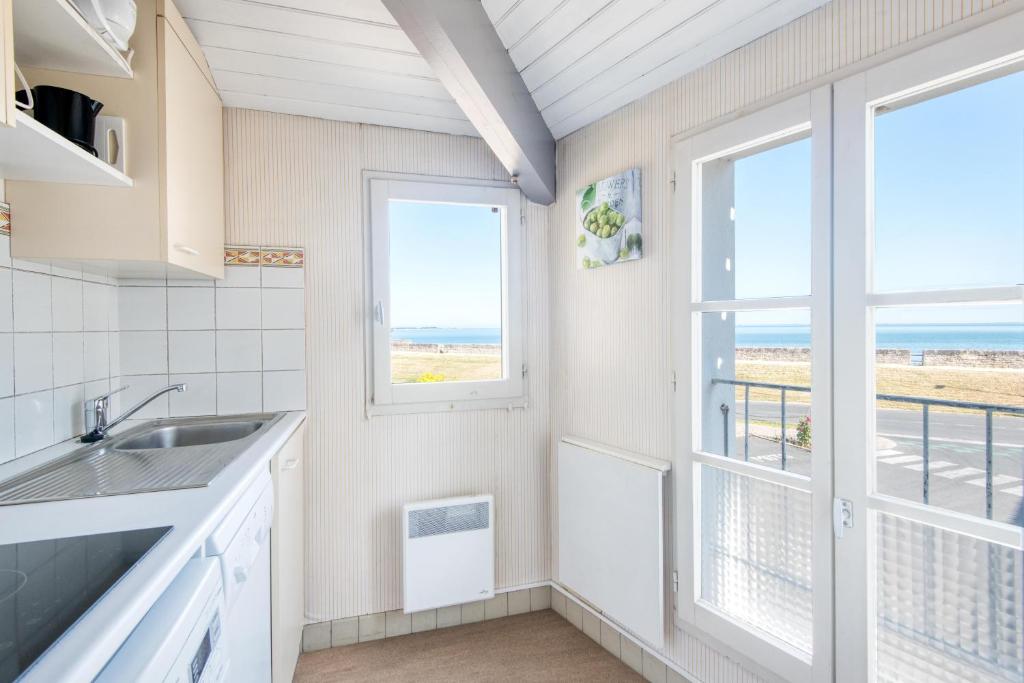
[
  {"xmin": 557, "ymin": 437, "xmax": 670, "ymax": 649},
  {"xmin": 402, "ymin": 495, "xmax": 494, "ymax": 613}
]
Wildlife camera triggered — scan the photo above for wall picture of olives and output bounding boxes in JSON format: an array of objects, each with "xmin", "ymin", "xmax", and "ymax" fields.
[{"xmin": 575, "ymin": 168, "xmax": 642, "ymax": 270}]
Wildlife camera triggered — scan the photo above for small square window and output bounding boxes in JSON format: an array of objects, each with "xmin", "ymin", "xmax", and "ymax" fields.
[{"xmin": 367, "ymin": 175, "xmax": 525, "ymax": 414}]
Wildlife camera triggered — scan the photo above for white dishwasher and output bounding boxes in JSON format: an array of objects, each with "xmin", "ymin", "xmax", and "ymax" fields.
[
  {"xmin": 206, "ymin": 473, "xmax": 275, "ymax": 683},
  {"xmin": 96, "ymin": 556, "xmax": 229, "ymax": 683}
]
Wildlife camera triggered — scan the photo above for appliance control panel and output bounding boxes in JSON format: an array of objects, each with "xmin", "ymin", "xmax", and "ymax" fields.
[
  {"xmin": 167, "ymin": 596, "xmax": 227, "ymax": 683},
  {"xmin": 95, "ymin": 558, "xmax": 228, "ymax": 683}
]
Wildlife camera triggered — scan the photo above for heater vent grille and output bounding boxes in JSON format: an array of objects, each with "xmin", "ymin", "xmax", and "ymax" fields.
[{"xmin": 408, "ymin": 501, "xmax": 489, "ymax": 539}]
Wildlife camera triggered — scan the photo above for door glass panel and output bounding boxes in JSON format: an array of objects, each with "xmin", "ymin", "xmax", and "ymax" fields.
[
  {"xmin": 873, "ymin": 303, "xmax": 1023, "ymax": 525},
  {"xmin": 701, "ymin": 136, "xmax": 811, "ymax": 301},
  {"xmin": 388, "ymin": 200, "xmax": 504, "ymax": 384},
  {"xmin": 701, "ymin": 310, "xmax": 812, "ymax": 476},
  {"xmin": 874, "ymin": 70, "xmax": 1024, "ymax": 292},
  {"xmin": 876, "ymin": 513, "xmax": 1024, "ymax": 682},
  {"xmin": 700, "ymin": 465, "xmax": 813, "ymax": 654}
]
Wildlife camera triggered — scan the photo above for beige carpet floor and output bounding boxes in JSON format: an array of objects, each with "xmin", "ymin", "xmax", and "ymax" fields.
[{"xmin": 294, "ymin": 610, "xmax": 644, "ymax": 682}]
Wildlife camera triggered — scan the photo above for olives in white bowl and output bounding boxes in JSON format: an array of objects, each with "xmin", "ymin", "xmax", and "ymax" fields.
[{"xmin": 583, "ymin": 201, "xmax": 625, "ymax": 239}]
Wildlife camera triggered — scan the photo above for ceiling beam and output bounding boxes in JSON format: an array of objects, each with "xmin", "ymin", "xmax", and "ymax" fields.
[{"xmin": 382, "ymin": 0, "xmax": 556, "ymax": 205}]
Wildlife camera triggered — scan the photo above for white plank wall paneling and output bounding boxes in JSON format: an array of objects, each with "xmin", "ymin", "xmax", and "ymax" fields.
[
  {"xmin": 548, "ymin": 1, "xmax": 1012, "ymax": 682},
  {"xmin": 223, "ymin": 109, "xmax": 551, "ymax": 623}
]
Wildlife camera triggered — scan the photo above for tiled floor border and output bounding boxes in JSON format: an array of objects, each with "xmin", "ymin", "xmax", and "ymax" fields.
[
  {"xmin": 301, "ymin": 585, "xmax": 553, "ymax": 652},
  {"xmin": 550, "ymin": 583, "xmax": 693, "ymax": 683},
  {"xmin": 300, "ymin": 582, "xmax": 698, "ymax": 683}
]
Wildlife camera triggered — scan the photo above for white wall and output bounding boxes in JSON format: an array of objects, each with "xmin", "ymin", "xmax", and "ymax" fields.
[
  {"xmin": 0, "ymin": 235, "xmax": 120, "ymax": 462},
  {"xmin": 114, "ymin": 256, "xmax": 307, "ymax": 420},
  {"xmin": 222, "ymin": 110, "xmax": 552, "ymax": 622},
  {"xmin": 0, "ymin": 238, "xmax": 306, "ymax": 463},
  {"xmin": 546, "ymin": 1, "xmax": 1014, "ymax": 681}
]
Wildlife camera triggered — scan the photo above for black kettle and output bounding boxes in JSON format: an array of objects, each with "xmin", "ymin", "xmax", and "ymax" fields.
[{"xmin": 16, "ymin": 86, "xmax": 104, "ymax": 156}]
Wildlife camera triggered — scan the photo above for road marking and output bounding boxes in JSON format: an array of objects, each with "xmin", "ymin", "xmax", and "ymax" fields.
[
  {"xmin": 750, "ymin": 454, "xmax": 780, "ymax": 463},
  {"xmin": 966, "ymin": 475, "xmax": 1021, "ymax": 487},
  {"xmin": 876, "ymin": 449, "xmax": 903, "ymax": 457},
  {"xmin": 878, "ymin": 455, "xmax": 922, "ymax": 465},
  {"xmin": 935, "ymin": 467, "xmax": 986, "ymax": 479},
  {"xmin": 1003, "ymin": 486, "xmax": 1023, "ymax": 497},
  {"xmin": 905, "ymin": 460, "xmax": 957, "ymax": 471},
  {"xmin": 878, "ymin": 433, "xmax": 1022, "ymax": 448}
]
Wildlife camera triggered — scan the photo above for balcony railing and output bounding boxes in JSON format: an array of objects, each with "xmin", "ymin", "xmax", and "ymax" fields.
[{"xmin": 711, "ymin": 377, "xmax": 1024, "ymax": 519}]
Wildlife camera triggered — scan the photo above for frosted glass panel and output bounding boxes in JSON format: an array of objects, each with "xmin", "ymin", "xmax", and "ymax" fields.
[
  {"xmin": 700, "ymin": 466, "xmax": 813, "ymax": 653},
  {"xmin": 876, "ymin": 514, "xmax": 1024, "ymax": 683}
]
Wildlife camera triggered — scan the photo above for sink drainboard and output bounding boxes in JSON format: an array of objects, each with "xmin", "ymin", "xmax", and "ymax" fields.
[{"xmin": 0, "ymin": 414, "xmax": 282, "ymax": 506}]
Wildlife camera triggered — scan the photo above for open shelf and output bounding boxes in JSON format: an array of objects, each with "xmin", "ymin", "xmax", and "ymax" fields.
[
  {"xmin": 13, "ymin": 0, "xmax": 133, "ymax": 78},
  {"xmin": 0, "ymin": 111, "xmax": 132, "ymax": 186}
]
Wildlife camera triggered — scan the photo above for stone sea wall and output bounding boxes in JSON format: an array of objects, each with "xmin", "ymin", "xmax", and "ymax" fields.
[
  {"xmin": 391, "ymin": 342, "xmax": 501, "ymax": 356},
  {"xmin": 736, "ymin": 347, "xmax": 1022, "ymax": 369},
  {"xmin": 390, "ymin": 342, "xmax": 1022, "ymax": 366}
]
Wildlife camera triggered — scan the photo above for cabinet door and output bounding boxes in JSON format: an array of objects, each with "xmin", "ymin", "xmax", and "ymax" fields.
[
  {"xmin": 158, "ymin": 16, "xmax": 223, "ymax": 278},
  {"xmin": 0, "ymin": 0, "xmax": 15, "ymax": 128},
  {"xmin": 271, "ymin": 423, "xmax": 305, "ymax": 683}
]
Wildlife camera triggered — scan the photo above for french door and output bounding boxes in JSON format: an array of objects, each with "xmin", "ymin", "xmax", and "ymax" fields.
[
  {"xmin": 674, "ymin": 12, "xmax": 1024, "ymax": 683},
  {"xmin": 673, "ymin": 87, "xmax": 834, "ymax": 683},
  {"xmin": 833, "ymin": 15, "xmax": 1024, "ymax": 683}
]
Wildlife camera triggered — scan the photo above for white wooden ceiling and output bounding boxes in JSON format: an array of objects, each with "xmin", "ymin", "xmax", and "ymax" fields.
[
  {"xmin": 173, "ymin": 0, "xmax": 479, "ymax": 137},
  {"xmin": 175, "ymin": 0, "xmax": 826, "ymax": 141},
  {"xmin": 482, "ymin": 0, "xmax": 829, "ymax": 139}
]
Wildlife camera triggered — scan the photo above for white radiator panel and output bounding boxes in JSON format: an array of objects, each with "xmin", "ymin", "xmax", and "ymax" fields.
[
  {"xmin": 402, "ymin": 495, "xmax": 495, "ymax": 613},
  {"xmin": 557, "ymin": 438, "xmax": 669, "ymax": 649}
]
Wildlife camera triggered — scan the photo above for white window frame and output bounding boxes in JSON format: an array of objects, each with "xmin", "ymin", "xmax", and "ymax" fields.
[
  {"xmin": 671, "ymin": 89, "xmax": 834, "ymax": 683},
  {"xmin": 832, "ymin": 14, "xmax": 1024, "ymax": 682},
  {"xmin": 364, "ymin": 172, "xmax": 526, "ymax": 415}
]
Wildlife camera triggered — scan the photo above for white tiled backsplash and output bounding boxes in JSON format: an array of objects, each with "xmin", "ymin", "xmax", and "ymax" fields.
[{"xmin": 0, "ymin": 231, "xmax": 306, "ymax": 464}]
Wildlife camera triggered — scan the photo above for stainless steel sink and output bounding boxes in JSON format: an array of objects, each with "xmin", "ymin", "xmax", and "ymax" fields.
[
  {"xmin": 0, "ymin": 413, "xmax": 284, "ymax": 505},
  {"xmin": 114, "ymin": 420, "xmax": 265, "ymax": 450}
]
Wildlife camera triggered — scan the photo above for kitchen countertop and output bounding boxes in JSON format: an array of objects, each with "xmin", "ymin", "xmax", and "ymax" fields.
[{"xmin": 0, "ymin": 410, "xmax": 306, "ymax": 683}]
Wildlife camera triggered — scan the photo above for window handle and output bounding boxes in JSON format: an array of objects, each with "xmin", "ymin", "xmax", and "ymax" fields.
[{"xmin": 374, "ymin": 301, "xmax": 384, "ymax": 324}]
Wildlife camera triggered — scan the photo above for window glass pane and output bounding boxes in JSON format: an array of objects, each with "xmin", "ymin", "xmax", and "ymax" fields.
[
  {"xmin": 701, "ymin": 136, "xmax": 811, "ymax": 300},
  {"xmin": 876, "ymin": 514, "xmax": 1023, "ymax": 683},
  {"xmin": 388, "ymin": 200, "xmax": 503, "ymax": 384},
  {"xmin": 873, "ymin": 303, "xmax": 1023, "ymax": 526},
  {"xmin": 700, "ymin": 466, "xmax": 813, "ymax": 654},
  {"xmin": 701, "ymin": 309, "xmax": 812, "ymax": 477},
  {"xmin": 874, "ymin": 70, "xmax": 1024, "ymax": 292}
]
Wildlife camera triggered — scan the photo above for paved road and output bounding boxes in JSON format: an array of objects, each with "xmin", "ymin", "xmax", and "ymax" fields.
[
  {"xmin": 741, "ymin": 400, "xmax": 1024, "ymax": 445},
  {"xmin": 728, "ymin": 401, "xmax": 1024, "ymax": 526}
]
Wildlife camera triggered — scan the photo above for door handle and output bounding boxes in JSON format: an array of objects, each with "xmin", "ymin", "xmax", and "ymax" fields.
[
  {"xmin": 833, "ymin": 498, "xmax": 853, "ymax": 539},
  {"xmin": 173, "ymin": 243, "xmax": 200, "ymax": 256}
]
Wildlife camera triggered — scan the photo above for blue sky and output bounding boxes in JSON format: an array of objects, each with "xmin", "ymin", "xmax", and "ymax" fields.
[
  {"xmin": 733, "ymin": 68, "xmax": 1023, "ymax": 327},
  {"xmin": 389, "ymin": 200, "xmax": 502, "ymax": 328}
]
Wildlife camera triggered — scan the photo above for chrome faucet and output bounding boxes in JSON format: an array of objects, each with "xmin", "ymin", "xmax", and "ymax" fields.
[{"xmin": 81, "ymin": 384, "xmax": 187, "ymax": 443}]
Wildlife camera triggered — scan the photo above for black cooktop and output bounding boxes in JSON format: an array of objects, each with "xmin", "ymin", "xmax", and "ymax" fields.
[{"xmin": 0, "ymin": 527, "xmax": 171, "ymax": 683}]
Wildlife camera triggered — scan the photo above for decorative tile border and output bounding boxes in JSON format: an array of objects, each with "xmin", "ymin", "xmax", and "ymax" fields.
[
  {"xmin": 0, "ymin": 201, "xmax": 10, "ymax": 236},
  {"xmin": 224, "ymin": 245, "xmax": 304, "ymax": 268},
  {"xmin": 261, "ymin": 247, "xmax": 304, "ymax": 268},
  {"xmin": 224, "ymin": 246, "xmax": 261, "ymax": 266}
]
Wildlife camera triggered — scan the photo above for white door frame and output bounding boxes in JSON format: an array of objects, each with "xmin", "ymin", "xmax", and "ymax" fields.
[
  {"xmin": 671, "ymin": 87, "xmax": 834, "ymax": 683},
  {"xmin": 832, "ymin": 13, "xmax": 1024, "ymax": 682}
]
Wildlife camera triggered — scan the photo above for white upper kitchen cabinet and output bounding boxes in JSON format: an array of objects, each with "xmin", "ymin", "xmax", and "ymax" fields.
[{"xmin": 6, "ymin": 0, "xmax": 224, "ymax": 280}]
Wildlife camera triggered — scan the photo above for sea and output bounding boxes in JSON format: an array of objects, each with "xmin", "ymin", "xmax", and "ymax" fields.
[
  {"xmin": 392, "ymin": 324, "xmax": 1023, "ymax": 353},
  {"xmin": 392, "ymin": 328, "xmax": 502, "ymax": 345}
]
